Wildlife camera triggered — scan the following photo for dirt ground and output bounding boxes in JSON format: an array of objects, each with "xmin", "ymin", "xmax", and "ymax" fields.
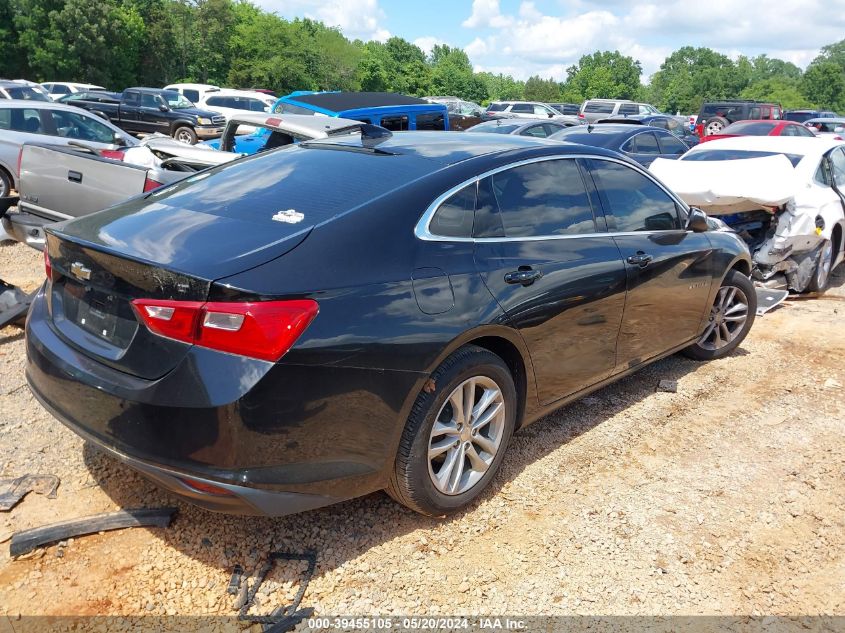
[{"xmin": 0, "ymin": 240, "xmax": 842, "ymax": 624}]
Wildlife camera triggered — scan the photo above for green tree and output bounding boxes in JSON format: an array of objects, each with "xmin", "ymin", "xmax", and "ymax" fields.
[
  {"xmin": 477, "ymin": 72, "xmax": 524, "ymax": 102},
  {"xmin": 801, "ymin": 61, "xmax": 845, "ymax": 111},
  {"xmin": 523, "ymin": 75, "xmax": 560, "ymax": 102},
  {"xmin": 648, "ymin": 46, "xmax": 741, "ymax": 114},
  {"xmin": 428, "ymin": 45, "xmax": 488, "ymax": 102},
  {"xmin": 740, "ymin": 77, "xmax": 811, "ymax": 109},
  {"xmin": 564, "ymin": 51, "xmax": 642, "ymax": 101}
]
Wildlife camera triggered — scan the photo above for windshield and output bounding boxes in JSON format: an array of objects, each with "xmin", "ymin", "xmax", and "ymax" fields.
[
  {"xmin": 682, "ymin": 149, "xmax": 803, "ymax": 167},
  {"xmin": 5, "ymin": 86, "xmax": 50, "ymax": 101},
  {"xmin": 162, "ymin": 91, "xmax": 194, "ymax": 109}
]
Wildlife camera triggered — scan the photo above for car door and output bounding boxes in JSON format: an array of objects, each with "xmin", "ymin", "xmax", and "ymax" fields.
[
  {"xmin": 472, "ymin": 157, "xmax": 628, "ymax": 405},
  {"xmin": 583, "ymin": 157, "xmax": 715, "ymax": 367},
  {"xmin": 139, "ymin": 93, "xmax": 168, "ymax": 133},
  {"xmin": 808, "ymin": 148, "xmax": 845, "ymax": 258},
  {"xmin": 655, "ymin": 130, "xmax": 690, "ymax": 157},
  {"xmin": 621, "ymin": 131, "xmax": 663, "ymax": 167},
  {"xmin": 120, "ymin": 90, "xmax": 143, "ymax": 130}
]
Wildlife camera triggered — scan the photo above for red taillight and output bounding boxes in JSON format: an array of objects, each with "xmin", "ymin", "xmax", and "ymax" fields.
[
  {"xmin": 131, "ymin": 298, "xmax": 319, "ymax": 362},
  {"xmin": 835, "ymin": 136, "xmax": 843, "ymax": 141},
  {"xmin": 99, "ymin": 149, "xmax": 126, "ymax": 161},
  {"xmin": 178, "ymin": 477, "xmax": 234, "ymax": 497},
  {"xmin": 143, "ymin": 177, "xmax": 164, "ymax": 192},
  {"xmin": 44, "ymin": 247, "xmax": 52, "ymax": 281},
  {"xmin": 578, "ymin": 112, "xmax": 585, "ymax": 119},
  {"xmin": 695, "ymin": 123, "xmax": 704, "ymax": 138}
]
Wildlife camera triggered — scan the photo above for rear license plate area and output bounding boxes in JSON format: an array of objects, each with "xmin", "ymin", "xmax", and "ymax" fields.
[{"xmin": 59, "ymin": 280, "xmax": 136, "ymax": 348}]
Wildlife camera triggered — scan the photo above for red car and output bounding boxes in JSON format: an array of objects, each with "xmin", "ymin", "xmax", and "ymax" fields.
[{"xmin": 700, "ymin": 119, "xmax": 817, "ymax": 143}]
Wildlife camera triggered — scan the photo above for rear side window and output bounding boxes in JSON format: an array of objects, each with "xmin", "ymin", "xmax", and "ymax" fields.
[
  {"xmin": 380, "ymin": 115, "xmax": 409, "ymax": 131},
  {"xmin": 618, "ymin": 103, "xmax": 638, "ymax": 115},
  {"xmin": 632, "ymin": 132, "xmax": 660, "ymax": 154},
  {"xmin": 0, "ymin": 108, "xmax": 9, "ymax": 130},
  {"xmin": 480, "ymin": 159, "xmax": 598, "ymax": 238},
  {"xmin": 7, "ymin": 108, "xmax": 44, "ymax": 134},
  {"xmin": 430, "ymin": 183, "xmax": 476, "ymax": 238},
  {"xmin": 206, "ymin": 96, "xmax": 226, "ymax": 107},
  {"xmin": 416, "ymin": 113, "xmax": 446, "ymax": 130},
  {"xmin": 274, "ymin": 102, "xmax": 314, "ymax": 115},
  {"xmin": 657, "ymin": 132, "xmax": 689, "ymax": 155},
  {"xmin": 585, "ymin": 102, "xmax": 615, "ymax": 114},
  {"xmin": 510, "ymin": 104, "xmax": 533, "ymax": 113},
  {"xmin": 587, "ymin": 159, "xmax": 681, "ymax": 232},
  {"xmin": 52, "ymin": 84, "xmax": 70, "ymax": 95},
  {"xmin": 520, "ymin": 124, "xmax": 550, "ymax": 138}
]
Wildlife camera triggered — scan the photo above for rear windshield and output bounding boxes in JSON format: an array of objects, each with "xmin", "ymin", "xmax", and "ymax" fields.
[
  {"xmin": 147, "ymin": 144, "xmax": 429, "ymax": 226},
  {"xmin": 682, "ymin": 149, "xmax": 802, "ymax": 167},
  {"xmin": 4, "ymin": 86, "xmax": 49, "ymax": 101},
  {"xmin": 784, "ymin": 111, "xmax": 816, "ymax": 123},
  {"xmin": 722, "ymin": 121, "xmax": 777, "ymax": 135},
  {"xmin": 467, "ymin": 122, "xmax": 521, "ymax": 134}
]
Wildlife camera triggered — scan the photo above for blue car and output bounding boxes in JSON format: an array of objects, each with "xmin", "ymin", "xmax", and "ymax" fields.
[{"xmin": 228, "ymin": 91, "xmax": 450, "ymax": 155}]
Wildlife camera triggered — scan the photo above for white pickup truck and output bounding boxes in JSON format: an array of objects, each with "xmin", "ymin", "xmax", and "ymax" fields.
[{"xmin": 4, "ymin": 114, "xmax": 371, "ymax": 249}]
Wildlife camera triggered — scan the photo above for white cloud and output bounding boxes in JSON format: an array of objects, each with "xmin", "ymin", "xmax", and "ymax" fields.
[
  {"xmin": 462, "ymin": 0, "xmax": 513, "ymax": 29},
  {"xmin": 413, "ymin": 36, "xmax": 444, "ymax": 56},
  {"xmin": 253, "ymin": 0, "xmax": 390, "ymax": 42}
]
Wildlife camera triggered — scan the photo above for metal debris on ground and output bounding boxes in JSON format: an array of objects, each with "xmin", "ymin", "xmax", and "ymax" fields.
[
  {"xmin": 227, "ymin": 563, "xmax": 244, "ymax": 596},
  {"xmin": 237, "ymin": 550, "xmax": 316, "ymax": 633},
  {"xmin": 755, "ymin": 288, "xmax": 789, "ymax": 315},
  {"xmin": 9, "ymin": 507, "xmax": 177, "ymax": 557},
  {"xmin": 0, "ymin": 279, "xmax": 35, "ymax": 329},
  {"xmin": 0, "ymin": 474, "xmax": 59, "ymax": 511},
  {"xmin": 657, "ymin": 379, "xmax": 678, "ymax": 393}
]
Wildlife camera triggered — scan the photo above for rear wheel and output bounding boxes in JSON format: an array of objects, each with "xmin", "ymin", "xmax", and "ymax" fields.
[
  {"xmin": 0, "ymin": 168, "xmax": 11, "ymax": 197},
  {"xmin": 173, "ymin": 126, "xmax": 197, "ymax": 145},
  {"xmin": 807, "ymin": 239, "xmax": 834, "ymax": 293},
  {"xmin": 387, "ymin": 345, "xmax": 516, "ymax": 516},
  {"xmin": 704, "ymin": 117, "xmax": 728, "ymax": 135},
  {"xmin": 683, "ymin": 270, "xmax": 756, "ymax": 361}
]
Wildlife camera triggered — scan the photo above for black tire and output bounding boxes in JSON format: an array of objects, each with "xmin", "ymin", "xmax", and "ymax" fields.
[
  {"xmin": 0, "ymin": 168, "xmax": 11, "ymax": 198},
  {"xmin": 704, "ymin": 116, "xmax": 728, "ymax": 136},
  {"xmin": 807, "ymin": 239, "xmax": 834, "ymax": 293},
  {"xmin": 387, "ymin": 345, "xmax": 517, "ymax": 516},
  {"xmin": 173, "ymin": 126, "xmax": 198, "ymax": 145},
  {"xmin": 683, "ymin": 270, "xmax": 757, "ymax": 361}
]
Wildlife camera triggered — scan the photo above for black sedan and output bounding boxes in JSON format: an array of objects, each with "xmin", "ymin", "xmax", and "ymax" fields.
[
  {"xmin": 551, "ymin": 123, "xmax": 692, "ymax": 167},
  {"xmin": 26, "ymin": 131, "xmax": 755, "ymax": 517},
  {"xmin": 465, "ymin": 118, "xmax": 573, "ymax": 137}
]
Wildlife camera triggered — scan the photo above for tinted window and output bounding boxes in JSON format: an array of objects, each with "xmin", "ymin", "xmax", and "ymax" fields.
[
  {"xmin": 588, "ymin": 159, "xmax": 681, "ymax": 232},
  {"xmin": 486, "ymin": 159, "xmax": 597, "ymax": 237},
  {"xmin": 52, "ymin": 85, "xmax": 70, "ymax": 95},
  {"xmin": 487, "ymin": 103, "xmax": 507, "ymax": 112},
  {"xmin": 511, "ymin": 104, "xmax": 533, "ymax": 113},
  {"xmin": 633, "ymin": 132, "xmax": 660, "ymax": 154},
  {"xmin": 619, "ymin": 103, "xmax": 638, "ymax": 115},
  {"xmin": 430, "ymin": 183, "xmax": 476, "ymax": 238},
  {"xmin": 657, "ymin": 132, "xmax": 688, "ymax": 155},
  {"xmin": 141, "ymin": 93, "xmax": 160, "ymax": 108},
  {"xmin": 416, "ymin": 113, "xmax": 446, "ymax": 130},
  {"xmin": 380, "ymin": 115, "xmax": 408, "ymax": 131},
  {"xmin": 793, "ymin": 125, "xmax": 815, "ymax": 137},
  {"xmin": 682, "ymin": 149, "xmax": 803, "ymax": 167},
  {"xmin": 206, "ymin": 96, "xmax": 224, "ymax": 107},
  {"xmin": 585, "ymin": 102, "xmax": 615, "ymax": 114},
  {"xmin": 7, "ymin": 108, "xmax": 44, "ymax": 134},
  {"xmin": 533, "ymin": 104, "xmax": 551, "ymax": 116},
  {"xmin": 274, "ymin": 102, "xmax": 314, "ymax": 115},
  {"xmin": 6, "ymin": 86, "xmax": 49, "ymax": 101},
  {"xmin": 815, "ymin": 160, "xmax": 832, "ymax": 186},
  {"xmin": 124, "ymin": 91, "xmax": 140, "ymax": 106},
  {"xmin": 0, "ymin": 108, "xmax": 9, "ymax": 129},
  {"xmin": 723, "ymin": 121, "xmax": 776, "ymax": 135},
  {"xmin": 183, "ymin": 89, "xmax": 200, "ymax": 103},
  {"xmin": 785, "ymin": 111, "xmax": 815, "ymax": 123},
  {"xmin": 249, "ymin": 99, "xmax": 268, "ymax": 112},
  {"xmin": 520, "ymin": 124, "xmax": 549, "ymax": 138},
  {"xmin": 49, "ymin": 110, "xmax": 114, "ymax": 142}
]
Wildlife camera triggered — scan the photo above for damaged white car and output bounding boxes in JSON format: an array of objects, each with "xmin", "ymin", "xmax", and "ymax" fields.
[{"xmin": 651, "ymin": 136, "xmax": 845, "ymax": 293}]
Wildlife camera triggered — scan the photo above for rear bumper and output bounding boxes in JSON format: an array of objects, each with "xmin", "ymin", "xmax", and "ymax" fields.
[
  {"xmin": 2, "ymin": 208, "xmax": 51, "ymax": 250},
  {"xmin": 25, "ymin": 286, "xmax": 416, "ymax": 515}
]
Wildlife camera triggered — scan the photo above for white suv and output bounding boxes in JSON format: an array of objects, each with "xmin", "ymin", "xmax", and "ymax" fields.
[
  {"xmin": 579, "ymin": 99, "xmax": 661, "ymax": 123},
  {"xmin": 486, "ymin": 101, "xmax": 576, "ymax": 122}
]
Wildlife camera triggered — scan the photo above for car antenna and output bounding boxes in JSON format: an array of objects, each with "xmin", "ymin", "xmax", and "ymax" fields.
[{"xmin": 358, "ymin": 123, "xmax": 392, "ymax": 147}]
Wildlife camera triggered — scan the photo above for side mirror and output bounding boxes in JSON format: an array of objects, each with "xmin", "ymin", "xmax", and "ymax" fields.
[
  {"xmin": 548, "ymin": 112, "xmax": 554, "ymax": 118},
  {"xmin": 686, "ymin": 207, "xmax": 709, "ymax": 233},
  {"xmin": 113, "ymin": 133, "xmax": 127, "ymax": 147},
  {"xmin": 835, "ymin": 127, "xmax": 844, "ymax": 133},
  {"xmin": 159, "ymin": 104, "xmax": 169, "ymax": 112}
]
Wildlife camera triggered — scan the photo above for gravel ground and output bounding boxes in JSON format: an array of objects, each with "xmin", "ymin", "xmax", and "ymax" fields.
[{"xmin": 0, "ymin": 240, "xmax": 843, "ymax": 623}]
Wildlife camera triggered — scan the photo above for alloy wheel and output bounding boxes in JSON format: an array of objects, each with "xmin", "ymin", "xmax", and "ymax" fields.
[
  {"xmin": 176, "ymin": 129, "xmax": 194, "ymax": 144},
  {"xmin": 427, "ymin": 376, "xmax": 506, "ymax": 496},
  {"xmin": 705, "ymin": 121, "xmax": 723, "ymax": 135},
  {"xmin": 698, "ymin": 285, "xmax": 749, "ymax": 350}
]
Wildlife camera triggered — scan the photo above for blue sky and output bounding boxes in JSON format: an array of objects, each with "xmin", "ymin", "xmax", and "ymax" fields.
[{"xmin": 252, "ymin": 0, "xmax": 845, "ymax": 81}]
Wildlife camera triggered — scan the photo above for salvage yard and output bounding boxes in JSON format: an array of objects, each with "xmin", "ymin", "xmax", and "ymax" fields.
[{"xmin": 0, "ymin": 239, "xmax": 843, "ymax": 618}]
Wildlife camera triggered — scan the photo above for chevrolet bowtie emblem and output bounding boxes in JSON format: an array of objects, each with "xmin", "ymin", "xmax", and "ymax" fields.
[{"xmin": 70, "ymin": 262, "xmax": 92, "ymax": 281}]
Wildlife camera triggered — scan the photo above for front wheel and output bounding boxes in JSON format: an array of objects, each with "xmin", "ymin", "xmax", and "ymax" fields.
[
  {"xmin": 806, "ymin": 239, "xmax": 834, "ymax": 293},
  {"xmin": 173, "ymin": 126, "xmax": 198, "ymax": 145},
  {"xmin": 683, "ymin": 270, "xmax": 757, "ymax": 361},
  {"xmin": 387, "ymin": 345, "xmax": 516, "ymax": 516}
]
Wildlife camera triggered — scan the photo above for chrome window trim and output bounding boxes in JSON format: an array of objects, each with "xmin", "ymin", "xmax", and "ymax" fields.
[
  {"xmin": 415, "ymin": 153, "xmax": 689, "ymax": 243},
  {"xmin": 618, "ymin": 129, "xmax": 662, "ymax": 155}
]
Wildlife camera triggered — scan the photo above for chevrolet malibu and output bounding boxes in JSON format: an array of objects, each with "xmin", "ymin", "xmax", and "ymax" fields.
[{"xmin": 26, "ymin": 132, "xmax": 756, "ymax": 517}]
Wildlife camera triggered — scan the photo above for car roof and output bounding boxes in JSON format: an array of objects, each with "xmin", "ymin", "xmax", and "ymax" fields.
[
  {"xmin": 0, "ymin": 100, "xmax": 102, "ymax": 112},
  {"xmin": 285, "ymin": 91, "xmax": 429, "ymax": 111},
  {"xmin": 207, "ymin": 89, "xmax": 273, "ymax": 98},
  {"xmin": 164, "ymin": 83, "xmax": 220, "ymax": 90},
  {"xmin": 687, "ymin": 135, "xmax": 844, "ymax": 157},
  {"xmin": 550, "ymin": 123, "xmax": 663, "ymax": 146},
  {"xmin": 306, "ymin": 130, "xmax": 622, "ymax": 166},
  {"xmin": 806, "ymin": 117, "xmax": 845, "ymax": 123}
]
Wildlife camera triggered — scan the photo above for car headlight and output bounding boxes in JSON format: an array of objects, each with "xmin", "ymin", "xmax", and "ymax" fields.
[{"xmin": 196, "ymin": 117, "xmax": 211, "ymax": 125}]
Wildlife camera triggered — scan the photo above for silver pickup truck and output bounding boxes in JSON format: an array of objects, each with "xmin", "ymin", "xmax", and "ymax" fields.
[{"xmin": 4, "ymin": 113, "xmax": 370, "ymax": 249}]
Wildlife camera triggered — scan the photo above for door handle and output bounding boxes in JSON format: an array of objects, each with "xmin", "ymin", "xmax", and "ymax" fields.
[
  {"xmin": 68, "ymin": 170, "xmax": 82, "ymax": 183},
  {"xmin": 626, "ymin": 252, "xmax": 653, "ymax": 267},
  {"xmin": 504, "ymin": 268, "xmax": 543, "ymax": 286}
]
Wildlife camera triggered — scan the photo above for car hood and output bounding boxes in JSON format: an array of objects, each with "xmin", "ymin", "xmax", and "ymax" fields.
[{"xmin": 650, "ymin": 154, "xmax": 798, "ymax": 214}]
